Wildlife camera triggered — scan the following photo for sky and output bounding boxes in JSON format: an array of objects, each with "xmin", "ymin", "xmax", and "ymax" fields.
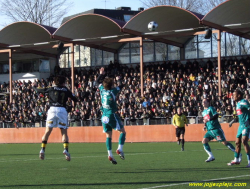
[{"xmin": 0, "ymin": 0, "xmax": 145, "ymax": 28}]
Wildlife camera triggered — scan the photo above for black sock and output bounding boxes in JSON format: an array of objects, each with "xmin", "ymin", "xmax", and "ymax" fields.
[{"xmin": 181, "ymin": 139, "xmax": 185, "ymax": 147}]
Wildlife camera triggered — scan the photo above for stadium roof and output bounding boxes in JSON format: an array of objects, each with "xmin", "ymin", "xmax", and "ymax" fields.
[
  {"xmin": 0, "ymin": 22, "xmax": 59, "ymax": 59},
  {"xmin": 0, "ymin": 1, "xmax": 249, "ymax": 57},
  {"xmin": 202, "ymin": 0, "xmax": 250, "ymax": 40},
  {"xmin": 122, "ymin": 6, "xmax": 205, "ymax": 47},
  {"xmin": 53, "ymin": 14, "xmax": 132, "ymax": 53}
]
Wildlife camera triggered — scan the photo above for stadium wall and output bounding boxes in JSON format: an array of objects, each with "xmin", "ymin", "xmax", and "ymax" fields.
[{"xmin": 0, "ymin": 123, "xmax": 243, "ymax": 143}]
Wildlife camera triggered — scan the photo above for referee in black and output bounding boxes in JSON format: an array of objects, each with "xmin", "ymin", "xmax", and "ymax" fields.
[{"xmin": 172, "ymin": 107, "xmax": 188, "ymax": 151}]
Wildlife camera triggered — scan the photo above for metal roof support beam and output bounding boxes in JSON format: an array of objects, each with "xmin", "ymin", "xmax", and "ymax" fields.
[
  {"xmin": 140, "ymin": 37, "xmax": 144, "ymax": 97},
  {"xmin": 19, "ymin": 49, "xmax": 57, "ymax": 58},
  {"xmin": 148, "ymin": 38, "xmax": 183, "ymax": 48},
  {"xmin": 70, "ymin": 43, "xmax": 75, "ymax": 93},
  {"xmin": 217, "ymin": 30, "xmax": 222, "ymax": 97},
  {"xmin": 123, "ymin": 28, "xmax": 183, "ymax": 47},
  {"xmin": 9, "ymin": 49, "xmax": 13, "ymax": 103}
]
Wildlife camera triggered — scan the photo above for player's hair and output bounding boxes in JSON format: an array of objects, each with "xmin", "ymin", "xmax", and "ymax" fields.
[
  {"xmin": 103, "ymin": 77, "xmax": 113, "ymax": 90},
  {"xmin": 54, "ymin": 75, "xmax": 66, "ymax": 86},
  {"xmin": 235, "ymin": 89, "xmax": 243, "ymax": 98}
]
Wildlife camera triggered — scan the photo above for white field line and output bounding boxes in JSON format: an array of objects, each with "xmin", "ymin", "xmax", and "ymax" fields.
[{"xmin": 141, "ymin": 175, "xmax": 250, "ymax": 189}]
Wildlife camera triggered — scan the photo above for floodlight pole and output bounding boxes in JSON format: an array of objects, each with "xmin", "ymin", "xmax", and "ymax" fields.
[
  {"xmin": 9, "ymin": 49, "xmax": 13, "ymax": 103},
  {"xmin": 140, "ymin": 37, "xmax": 144, "ymax": 97}
]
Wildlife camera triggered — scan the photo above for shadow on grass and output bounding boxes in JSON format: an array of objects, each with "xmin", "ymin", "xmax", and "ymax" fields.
[{"xmin": 0, "ymin": 180, "xmax": 198, "ymax": 188}]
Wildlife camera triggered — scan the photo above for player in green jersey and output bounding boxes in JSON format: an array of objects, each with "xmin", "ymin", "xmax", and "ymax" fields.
[
  {"xmin": 202, "ymin": 98, "xmax": 236, "ymax": 162},
  {"xmin": 227, "ymin": 89, "xmax": 250, "ymax": 167},
  {"xmin": 96, "ymin": 67, "xmax": 126, "ymax": 165}
]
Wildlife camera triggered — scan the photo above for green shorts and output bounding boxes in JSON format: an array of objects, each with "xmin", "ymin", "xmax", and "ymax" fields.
[
  {"xmin": 236, "ymin": 126, "xmax": 250, "ymax": 138},
  {"xmin": 204, "ymin": 128, "xmax": 226, "ymax": 142},
  {"xmin": 101, "ymin": 113, "xmax": 124, "ymax": 132}
]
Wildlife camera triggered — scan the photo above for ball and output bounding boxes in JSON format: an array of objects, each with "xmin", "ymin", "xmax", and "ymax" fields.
[{"xmin": 148, "ymin": 21, "xmax": 158, "ymax": 31}]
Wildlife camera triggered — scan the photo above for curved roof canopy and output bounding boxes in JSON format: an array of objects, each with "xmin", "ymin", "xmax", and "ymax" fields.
[
  {"xmin": 53, "ymin": 14, "xmax": 132, "ymax": 52},
  {"xmin": 202, "ymin": 0, "xmax": 250, "ymax": 39},
  {"xmin": 0, "ymin": 22, "xmax": 56, "ymax": 46},
  {"xmin": 123, "ymin": 6, "xmax": 205, "ymax": 47},
  {"xmin": 0, "ymin": 22, "xmax": 58, "ymax": 58}
]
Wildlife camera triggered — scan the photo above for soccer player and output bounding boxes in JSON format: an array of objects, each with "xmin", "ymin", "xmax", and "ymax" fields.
[
  {"xmin": 202, "ymin": 98, "xmax": 236, "ymax": 162},
  {"xmin": 227, "ymin": 89, "xmax": 250, "ymax": 167},
  {"xmin": 33, "ymin": 75, "xmax": 78, "ymax": 161},
  {"xmin": 96, "ymin": 67, "xmax": 126, "ymax": 165},
  {"xmin": 172, "ymin": 107, "xmax": 188, "ymax": 151}
]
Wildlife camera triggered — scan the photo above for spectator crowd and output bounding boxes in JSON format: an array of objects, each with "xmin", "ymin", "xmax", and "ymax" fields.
[{"xmin": 0, "ymin": 56, "xmax": 250, "ymax": 127}]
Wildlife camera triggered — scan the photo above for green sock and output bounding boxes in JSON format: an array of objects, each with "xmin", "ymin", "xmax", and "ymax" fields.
[
  {"xmin": 226, "ymin": 142, "xmax": 235, "ymax": 152},
  {"xmin": 203, "ymin": 143, "xmax": 211, "ymax": 152},
  {"xmin": 234, "ymin": 152, "xmax": 240, "ymax": 158},
  {"xmin": 106, "ymin": 138, "xmax": 112, "ymax": 150},
  {"xmin": 119, "ymin": 133, "xmax": 126, "ymax": 145},
  {"xmin": 203, "ymin": 143, "xmax": 214, "ymax": 157}
]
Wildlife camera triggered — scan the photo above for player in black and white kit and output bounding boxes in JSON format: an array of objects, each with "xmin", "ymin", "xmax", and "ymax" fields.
[{"xmin": 33, "ymin": 75, "xmax": 77, "ymax": 161}]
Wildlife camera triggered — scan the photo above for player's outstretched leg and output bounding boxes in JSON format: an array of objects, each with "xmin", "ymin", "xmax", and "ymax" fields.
[
  {"xmin": 225, "ymin": 141, "xmax": 236, "ymax": 152},
  {"xmin": 116, "ymin": 132, "xmax": 126, "ymax": 160},
  {"xmin": 39, "ymin": 140, "xmax": 47, "ymax": 160},
  {"xmin": 63, "ymin": 142, "xmax": 70, "ymax": 161},
  {"xmin": 106, "ymin": 137, "xmax": 117, "ymax": 164},
  {"xmin": 203, "ymin": 143, "xmax": 215, "ymax": 162},
  {"xmin": 181, "ymin": 139, "xmax": 185, "ymax": 151}
]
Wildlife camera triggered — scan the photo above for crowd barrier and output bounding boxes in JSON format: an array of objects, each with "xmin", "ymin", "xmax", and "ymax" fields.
[
  {"xmin": 0, "ymin": 115, "xmax": 234, "ymax": 128},
  {"xmin": 0, "ymin": 123, "xmax": 244, "ymax": 144}
]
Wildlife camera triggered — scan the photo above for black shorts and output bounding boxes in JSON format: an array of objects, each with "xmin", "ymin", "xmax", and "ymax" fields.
[{"xmin": 176, "ymin": 127, "xmax": 185, "ymax": 137}]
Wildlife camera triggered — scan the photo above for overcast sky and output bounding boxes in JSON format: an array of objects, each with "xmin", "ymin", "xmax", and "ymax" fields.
[{"xmin": 0, "ymin": 0, "xmax": 144, "ymax": 28}]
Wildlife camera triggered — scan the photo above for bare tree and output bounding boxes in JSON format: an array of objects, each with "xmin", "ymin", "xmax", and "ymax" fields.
[
  {"xmin": 140, "ymin": 0, "xmax": 226, "ymax": 14},
  {"xmin": 140, "ymin": 0, "xmax": 204, "ymax": 14},
  {"xmin": 0, "ymin": 0, "xmax": 72, "ymax": 27}
]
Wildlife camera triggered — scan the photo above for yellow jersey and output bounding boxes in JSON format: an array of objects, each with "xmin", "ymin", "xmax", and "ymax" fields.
[{"xmin": 172, "ymin": 114, "xmax": 188, "ymax": 128}]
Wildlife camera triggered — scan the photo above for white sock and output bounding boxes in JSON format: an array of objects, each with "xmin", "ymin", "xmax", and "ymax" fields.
[
  {"xmin": 234, "ymin": 157, "xmax": 239, "ymax": 162},
  {"xmin": 108, "ymin": 150, "xmax": 113, "ymax": 157},
  {"xmin": 117, "ymin": 144, "xmax": 123, "ymax": 151},
  {"xmin": 203, "ymin": 147, "xmax": 214, "ymax": 158}
]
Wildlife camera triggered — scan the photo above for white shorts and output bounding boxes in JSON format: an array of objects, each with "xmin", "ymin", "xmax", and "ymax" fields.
[{"xmin": 46, "ymin": 107, "xmax": 68, "ymax": 129}]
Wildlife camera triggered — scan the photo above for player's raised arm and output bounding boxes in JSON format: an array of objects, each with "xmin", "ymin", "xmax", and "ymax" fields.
[
  {"xmin": 95, "ymin": 67, "xmax": 106, "ymax": 86},
  {"xmin": 32, "ymin": 82, "xmax": 51, "ymax": 93}
]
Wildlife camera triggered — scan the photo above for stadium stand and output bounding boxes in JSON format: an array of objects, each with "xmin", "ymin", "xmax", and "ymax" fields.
[{"xmin": 0, "ymin": 56, "xmax": 250, "ymax": 128}]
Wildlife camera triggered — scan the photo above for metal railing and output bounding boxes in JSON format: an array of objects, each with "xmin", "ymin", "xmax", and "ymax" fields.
[{"xmin": 0, "ymin": 115, "xmax": 237, "ymax": 128}]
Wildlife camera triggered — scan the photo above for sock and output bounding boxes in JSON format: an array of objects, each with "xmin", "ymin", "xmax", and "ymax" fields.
[
  {"xmin": 108, "ymin": 150, "xmax": 113, "ymax": 157},
  {"xmin": 106, "ymin": 137, "xmax": 112, "ymax": 151},
  {"xmin": 226, "ymin": 142, "xmax": 235, "ymax": 152},
  {"xmin": 63, "ymin": 142, "xmax": 69, "ymax": 152},
  {"xmin": 119, "ymin": 133, "xmax": 126, "ymax": 145},
  {"xmin": 203, "ymin": 143, "xmax": 214, "ymax": 157},
  {"xmin": 234, "ymin": 152, "xmax": 240, "ymax": 159},
  {"xmin": 181, "ymin": 139, "xmax": 185, "ymax": 147},
  {"xmin": 247, "ymin": 153, "xmax": 250, "ymax": 164},
  {"xmin": 41, "ymin": 141, "xmax": 47, "ymax": 151},
  {"xmin": 118, "ymin": 144, "xmax": 123, "ymax": 151}
]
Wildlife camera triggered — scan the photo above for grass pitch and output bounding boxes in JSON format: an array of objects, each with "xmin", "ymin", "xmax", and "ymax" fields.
[{"xmin": 0, "ymin": 142, "xmax": 249, "ymax": 189}]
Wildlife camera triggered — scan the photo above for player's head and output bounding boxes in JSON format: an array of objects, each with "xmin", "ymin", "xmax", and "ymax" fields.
[
  {"xmin": 202, "ymin": 98, "xmax": 210, "ymax": 108},
  {"xmin": 54, "ymin": 75, "xmax": 66, "ymax": 86},
  {"xmin": 103, "ymin": 77, "xmax": 113, "ymax": 90},
  {"xmin": 233, "ymin": 89, "xmax": 243, "ymax": 102}
]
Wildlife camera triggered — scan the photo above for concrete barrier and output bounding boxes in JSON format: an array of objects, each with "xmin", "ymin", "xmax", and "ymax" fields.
[{"xmin": 0, "ymin": 123, "xmax": 243, "ymax": 143}]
